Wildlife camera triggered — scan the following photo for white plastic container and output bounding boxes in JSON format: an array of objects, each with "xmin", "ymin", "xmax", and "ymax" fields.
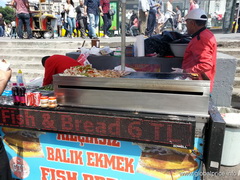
[
  {"xmin": 218, "ymin": 107, "xmax": 240, "ymax": 166},
  {"xmin": 169, "ymin": 43, "xmax": 188, "ymax": 57}
]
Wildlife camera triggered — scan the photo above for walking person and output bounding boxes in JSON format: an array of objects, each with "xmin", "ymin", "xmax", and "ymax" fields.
[
  {"xmin": 100, "ymin": 0, "xmax": 112, "ymax": 38},
  {"xmin": 65, "ymin": 0, "xmax": 76, "ymax": 38},
  {"xmin": 84, "ymin": 0, "xmax": 102, "ymax": 39},
  {"xmin": 189, "ymin": 0, "xmax": 199, "ymax": 11},
  {"xmin": 175, "ymin": 6, "xmax": 182, "ymax": 32},
  {"xmin": 76, "ymin": 0, "xmax": 87, "ymax": 38},
  {"xmin": 163, "ymin": 0, "xmax": 175, "ymax": 31},
  {"xmin": 129, "ymin": 10, "xmax": 139, "ymax": 36},
  {"xmin": 61, "ymin": 4, "xmax": 69, "ymax": 37},
  {"xmin": 55, "ymin": 12, "xmax": 62, "ymax": 37},
  {"xmin": 155, "ymin": 8, "xmax": 165, "ymax": 34},
  {"xmin": 11, "ymin": 0, "xmax": 32, "ymax": 39},
  {"xmin": 138, "ymin": 0, "xmax": 150, "ymax": 35},
  {"xmin": 0, "ymin": 13, "xmax": 6, "ymax": 37},
  {"xmin": 146, "ymin": 0, "xmax": 160, "ymax": 37}
]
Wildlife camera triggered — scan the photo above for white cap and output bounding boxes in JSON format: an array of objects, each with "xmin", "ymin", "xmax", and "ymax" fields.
[{"xmin": 185, "ymin": 9, "xmax": 208, "ymax": 21}]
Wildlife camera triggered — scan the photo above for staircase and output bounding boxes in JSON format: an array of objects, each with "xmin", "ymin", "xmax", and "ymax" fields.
[
  {"xmin": 0, "ymin": 37, "xmax": 132, "ymax": 83},
  {"xmin": 217, "ymin": 41, "xmax": 240, "ymax": 109},
  {"xmin": 0, "ymin": 39, "xmax": 90, "ymax": 83}
]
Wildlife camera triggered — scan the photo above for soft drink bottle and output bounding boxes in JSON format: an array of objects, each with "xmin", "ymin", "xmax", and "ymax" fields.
[
  {"xmin": 19, "ymin": 83, "xmax": 26, "ymax": 106},
  {"xmin": 16, "ymin": 69, "xmax": 24, "ymax": 85},
  {"xmin": 12, "ymin": 82, "xmax": 20, "ymax": 105}
]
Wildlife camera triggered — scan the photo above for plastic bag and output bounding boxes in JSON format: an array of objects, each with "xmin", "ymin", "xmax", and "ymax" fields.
[
  {"xmin": 26, "ymin": 77, "xmax": 43, "ymax": 87},
  {"xmin": 144, "ymin": 31, "xmax": 191, "ymax": 56},
  {"xmin": 77, "ymin": 53, "xmax": 90, "ymax": 66},
  {"xmin": 114, "ymin": 65, "xmax": 136, "ymax": 72}
]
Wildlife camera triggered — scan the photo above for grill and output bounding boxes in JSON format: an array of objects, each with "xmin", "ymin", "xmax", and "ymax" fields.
[{"xmin": 53, "ymin": 72, "xmax": 210, "ymax": 118}]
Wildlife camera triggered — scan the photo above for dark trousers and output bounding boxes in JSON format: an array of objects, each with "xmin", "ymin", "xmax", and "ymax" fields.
[
  {"xmin": 0, "ymin": 138, "xmax": 13, "ymax": 180},
  {"xmin": 77, "ymin": 17, "xmax": 87, "ymax": 38},
  {"xmin": 16, "ymin": 13, "xmax": 32, "ymax": 39},
  {"xmin": 146, "ymin": 9, "xmax": 157, "ymax": 37},
  {"xmin": 102, "ymin": 13, "xmax": 112, "ymax": 35}
]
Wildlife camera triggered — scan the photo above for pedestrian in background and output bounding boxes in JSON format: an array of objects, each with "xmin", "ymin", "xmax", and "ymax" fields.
[
  {"xmin": 11, "ymin": 0, "xmax": 32, "ymax": 39},
  {"xmin": 65, "ymin": 0, "xmax": 76, "ymax": 38},
  {"xmin": 61, "ymin": 4, "xmax": 69, "ymax": 37},
  {"xmin": 155, "ymin": 7, "xmax": 165, "ymax": 34},
  {"xmin": 175, "ymin": 5, "xmax": 182, "ymax": 32},
  {"xmin": 146, "ymin": 0, "xmax": 160, "ymax": 37},
  {"xmin": 0, "ymin": 13, "xmax": 6, "ymax": 37},
  {"xmin": 161, "ymin": 0, "xmax": 175, "ymax": 32},
  {"xmin": 138, "ymin": 0, "xmax": 150, "ymax": 35},
  {"xmin": 129, "ymin": 10, "xmax": 139, "ymax": 36},
  {"xmin": 55, "ymin": 12, "xmax": 62, "ymax": 37},
  {"xmin": 100, "ymin": 0, "xmax": 112, "ymax": 38},
  {"xmin": 76, "ymin": 0, "xmax": 87, "ymax": 39},
  {"xmin": 84, "ymin": 0, "xmax": 102, "ymax": 39},
  {"xmin": 189, "ymin": 0, "xmax": 199, "ymax": 11}
]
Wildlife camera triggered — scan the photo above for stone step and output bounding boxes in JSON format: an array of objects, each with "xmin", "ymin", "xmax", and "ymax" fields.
[
  {"xmin": 236, "ymin": 67, "xmax": 240, "ymax": 77},
  {"xmin": 217, "ymin": 41, "xmax": 240, "ymax": 48},
  {"xmin": 234, "ymin": 76, "xmax": 240, "ymax": 88},
  {"xmin": 0, "ymin": 39, "xmax": 85, "ymax": 49},
  {"xmin": 0, "ymin": 38, "xmax": 132, "ymax": 49},
  {"xmin": 217, "ymin": 48, "xmax": 240, "ymax": 58},
  {"xmin": 0, "ymin": 48, "xmax": 76, "ymax": 56},
  {"xmin": 231, "ymin": 88, "xmax": 240, "ymax": 109}
]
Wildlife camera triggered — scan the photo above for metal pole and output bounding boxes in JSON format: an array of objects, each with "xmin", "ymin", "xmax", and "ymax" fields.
[{"xmin": 121, "ymin": 0, "xmax": 126, "ymax": 71}]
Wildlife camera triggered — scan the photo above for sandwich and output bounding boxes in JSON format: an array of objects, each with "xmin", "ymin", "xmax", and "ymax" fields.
[
  {"xmin": 136, "ymin": 144, "xmax": 199, "ymax": 180},
  {"xmin": 2, "ymin": 127, "xmax": 44, "ymax": 158}
]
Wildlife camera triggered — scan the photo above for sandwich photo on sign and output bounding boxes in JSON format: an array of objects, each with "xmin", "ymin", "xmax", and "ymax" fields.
[
  {"xmin": 136, "ymin": 144, "xmax": 200, "ymax": 180},
  {"xmin": 2, "ymin": 127, "xmax": 45, "ymax": 158}
]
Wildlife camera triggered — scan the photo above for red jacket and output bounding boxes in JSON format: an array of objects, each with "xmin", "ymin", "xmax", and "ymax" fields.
[
  {"xmin": 182, "ymin": 28, "xmax": 217, "ymax": 91},
  {"xmin": 100, "ymin": 0, "xmax": 110, "ymax": 14},
  {"xmin": 43, "ymin": 55, "xmax": 80, "ymax": 86}
]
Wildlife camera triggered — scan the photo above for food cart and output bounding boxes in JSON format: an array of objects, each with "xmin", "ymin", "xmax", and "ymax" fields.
[{"xmin": 0, "ymin": 68, "xmax": 225, "ymax": 180}]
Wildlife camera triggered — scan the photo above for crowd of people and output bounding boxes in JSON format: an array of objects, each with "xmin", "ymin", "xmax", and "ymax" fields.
[{"xmin": 0, "ymin": 0, "xmax": 201, "ymax": 39}]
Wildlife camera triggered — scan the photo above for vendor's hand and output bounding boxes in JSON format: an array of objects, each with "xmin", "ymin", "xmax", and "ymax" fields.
[{"xmin": 171, "ymin": 68, "xmax": 183, "ymax": 73}]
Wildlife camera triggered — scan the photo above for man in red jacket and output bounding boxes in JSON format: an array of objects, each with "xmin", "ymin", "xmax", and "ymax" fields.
[
  {"xmin": 42, "ymin": 55, "xmax": 80, "ymax": 86},
  {"xmin": 173, "ymin": 9, "xmax": 217, "ymax": 92}
]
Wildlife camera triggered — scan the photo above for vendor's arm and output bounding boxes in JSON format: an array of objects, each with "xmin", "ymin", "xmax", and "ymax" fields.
[{"xmin": 0, "ymin": 69, "xmax": 12, "ymax": 95}]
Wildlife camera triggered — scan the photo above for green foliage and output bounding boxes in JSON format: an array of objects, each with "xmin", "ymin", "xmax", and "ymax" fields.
[{"xmin": 0, "ymin": 6, "xmax": 15, "ymax": 24}]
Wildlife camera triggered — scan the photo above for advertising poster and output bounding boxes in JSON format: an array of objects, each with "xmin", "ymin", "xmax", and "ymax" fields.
[{"xmin": 1, "ymin": 127, "xmax": 203, "ymax": 180}]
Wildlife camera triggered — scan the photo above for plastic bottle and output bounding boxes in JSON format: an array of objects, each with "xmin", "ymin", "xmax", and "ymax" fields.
[
  {"xmin": 5, "ymin": 90, "xmax": 14, "ymax": 105},
  {"xmin": 3, "ymin": 81, "xmax": 13, "ymax": 105},
  {"xmin": 1, "ymin": 91, "xmax": 7, "ymax": 105},
  {"xmin": 19, "ymin": 83, "xmax": 26, "ymax": 106},
  {"xmin": 16, "ymin": 69, "xmax": 24, "ymax": 85},
  {"xmin": 12, "ymin": 82, "xmax": 20, "ymax": 105}
]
